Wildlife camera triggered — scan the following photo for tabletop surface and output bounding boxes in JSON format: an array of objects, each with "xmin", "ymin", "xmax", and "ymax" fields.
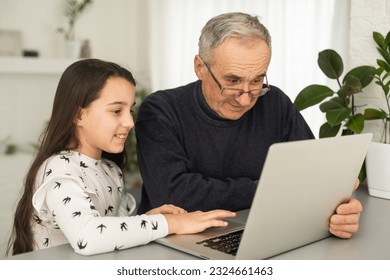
[{"xmin": 5, "ymin": 184, "xmax": 390, "ymax": 260}]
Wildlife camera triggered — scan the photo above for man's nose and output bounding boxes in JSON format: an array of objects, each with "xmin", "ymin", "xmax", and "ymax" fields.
[{"xmin": 236, "ymin": 91, "xmax": 252, "ymax": 106}]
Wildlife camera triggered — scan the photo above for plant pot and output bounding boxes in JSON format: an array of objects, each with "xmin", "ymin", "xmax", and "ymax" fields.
[
  {"xmin": 366, "ymin": 141, "xmax": 390, "ymax": 199},
  {"xmin": 65, "ymin": 39, "xmax": 82, "ymax": 59}
]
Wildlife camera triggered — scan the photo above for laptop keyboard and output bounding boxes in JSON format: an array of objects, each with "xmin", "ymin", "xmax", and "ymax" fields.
[{"xmin": 196, "ymin": 230, "xmax": 243, "ymax": 256}]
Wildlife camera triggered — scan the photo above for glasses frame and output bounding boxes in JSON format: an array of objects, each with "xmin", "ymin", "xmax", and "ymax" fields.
[{"xmin": 201, "ymin": 58, "xmax": 271, "ymax": 98}]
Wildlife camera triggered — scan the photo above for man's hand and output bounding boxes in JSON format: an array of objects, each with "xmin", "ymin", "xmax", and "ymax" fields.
[{"xmin": 329, "ymin": 179, "xmax": 363, "ymax": 238}]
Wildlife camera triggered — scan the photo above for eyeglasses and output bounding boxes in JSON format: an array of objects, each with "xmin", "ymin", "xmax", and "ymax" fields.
[{"xmin": 201, "ymin": 58, "xmax": 271, "ymax": 99}]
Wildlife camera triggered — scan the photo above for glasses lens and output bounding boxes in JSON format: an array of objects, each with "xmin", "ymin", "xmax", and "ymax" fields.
[
  {"xmin": 222, "ymin": 88, "xmax": 243, "ymax": 97},
  {"xmin": 257, "ymin": 87, "xmax": 270, "ymax": 97},
  {"xmin": 222, "ymin": 88, "xmax": 269, "ymax": 98}
]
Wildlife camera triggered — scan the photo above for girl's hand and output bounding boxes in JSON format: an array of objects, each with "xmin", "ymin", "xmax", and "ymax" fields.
[
  {"xmin": 147, "ymin": 204, "xmax": 187, "ymax": 215},
  {"xmin": 164, "ymin": 209, "xmax": 237, "ymax": 235}
]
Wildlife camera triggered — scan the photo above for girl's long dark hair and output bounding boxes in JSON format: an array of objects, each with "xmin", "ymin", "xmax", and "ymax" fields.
[{"xmin": 6, "ymin": 59, "xmax": 136, "ymax": 255}]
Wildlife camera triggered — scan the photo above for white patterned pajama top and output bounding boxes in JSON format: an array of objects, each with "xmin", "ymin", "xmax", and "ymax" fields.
[{"xmin": 31, "ymin": 150, "xmax": 168, "ymax": 255}]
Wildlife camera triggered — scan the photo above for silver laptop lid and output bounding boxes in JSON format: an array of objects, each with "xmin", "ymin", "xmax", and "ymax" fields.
[{"xmin": 236, "ymin": 133, "xmax": 372, "ymax": 259}]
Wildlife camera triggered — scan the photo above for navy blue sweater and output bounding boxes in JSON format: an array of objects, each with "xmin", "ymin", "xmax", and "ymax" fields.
[{"xmin": 135, "ymin": 81, "xmax": 314, "ymax": 213}]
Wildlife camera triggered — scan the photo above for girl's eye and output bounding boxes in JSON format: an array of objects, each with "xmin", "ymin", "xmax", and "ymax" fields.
[
  {"xmin": 130, "ymin": 109, "xmax": 135, "ymax": 115},
  {"xmin": 113, "ymin": 109, "xmax": 121, "ymax": 115}
]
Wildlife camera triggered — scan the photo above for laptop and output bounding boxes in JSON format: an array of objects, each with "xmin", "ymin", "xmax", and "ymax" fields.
[{"xmin": 155, "ymin": 133, "xmax": 373, "ymax": 259}]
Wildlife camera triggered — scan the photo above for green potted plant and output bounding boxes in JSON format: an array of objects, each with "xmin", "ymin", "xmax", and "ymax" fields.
[
  {"xmin": 364, "ymin": 31, "xmax": 390, "ymax": 199},
  {"xmin": 293, "ymin": 49, "xmax": 375, "ymax": 181},
  {"xmin": 57, "ymin": 0, "xmax": 93, "ymax": 58},
  {"xmin": 294, "ymin": 50, "xmax": 375, "ymax": 138}
]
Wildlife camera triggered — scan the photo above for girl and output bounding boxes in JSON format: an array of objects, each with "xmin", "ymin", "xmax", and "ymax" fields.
[{"xmin": 7, "ymin": 59, "xmax": 235, "ymax": 256}]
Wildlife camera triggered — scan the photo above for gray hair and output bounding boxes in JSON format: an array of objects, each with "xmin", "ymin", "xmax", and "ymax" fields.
[{"xmin": 198, "ymin": 12, "xmax": 272, "ymax": 63}]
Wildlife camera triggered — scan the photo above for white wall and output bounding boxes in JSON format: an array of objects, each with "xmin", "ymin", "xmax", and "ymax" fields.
[
  {"xmin": 0, "ymin": 0, "xmax": 150, "ymax": 150},
  {"xmin": 350, "ymin": 0, "xmax": 390, "ymax": 142},
  {"xmin": 0, "ymin": 0, "xmax": 148, "ymax": 69}
]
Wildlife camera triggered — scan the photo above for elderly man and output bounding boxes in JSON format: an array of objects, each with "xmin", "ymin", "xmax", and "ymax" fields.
[{"xmin": 135, "ymin": 12, "xmax": 362, "ymax": 239}]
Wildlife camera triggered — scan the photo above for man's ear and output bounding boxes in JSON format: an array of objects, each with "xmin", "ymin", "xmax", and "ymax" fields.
[
  {"xmin": 74, "ymin": 107, "xmax": 86, "ymax": 126},
  {"xmin": 194, "ymin": 55, "xmax": 205, "ymax": 80}
]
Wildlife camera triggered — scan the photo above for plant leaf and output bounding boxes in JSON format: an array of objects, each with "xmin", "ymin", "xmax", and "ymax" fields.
[
  {"xmin": 337, "ymin": 85, "xmax": 351, "ymax": 99},
  {"xmin": 342, "ymin": 75, "xmax": 363, "ymax": 97},
  {"xmin": 319, "ymin": 122, "xmax": 340, "ymax": 138},
  {"xmin": 319, "ymin": 97, "xmax": 347, "ymax": 112},
  {"xmin": 343, "ymin": 66, "xmax": 376, "ymax": 88},
  {"xmin": 359, "ymin": 161, "xmax": 366, "ymax": 183},
  {"xmin": 317, "ymin": 49, "xmax": 344, "ymax": 79},
  {"xmin": 325, "ymin": 107, "xmax": 352, "ymax": 126},
  {"xmin": 364, "ymin": 108, "xmax": 387, "ymax": 120},
  {"xmin": 377, "ymin": 59, "xmax": 390, "ymax": 71},
  {"xmin": 384, "ymin": 70, "xmax": 390, "ymax": 81},
  {"xmin": 373, "ymin": 31, "xmax": 386, "ymax": 50},
  {"xmin": 294, "ymin": 84, "xmax": 334, "ymax": 111},
  {"xmin": 345, "ymin": 114, "xmax": 365, "ymax": 133},
  {"xmin": 385, "ymin": 31, "xmax": 390, "ymax": 47},
  {"xmin": 378, "ymin": 47, "xmax": 390, "ymax": 66},
  {"xmin": 341, "ymin": 128, "xmax": 355, "ymax": 136}
]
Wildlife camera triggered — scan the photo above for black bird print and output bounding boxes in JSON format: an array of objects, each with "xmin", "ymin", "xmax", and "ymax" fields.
[
  {"xmin": 79, "ymin": 176, "xmax": 84, "ymax": 182},
  {"xmin": 141, "ymin": 220, "xmax": 148, "ymax": 229},
  {"xmin": 80, "ymin": 161, "xmax": 88, "ymax": 168},
  {"xmin": 52, "ymin": 210, "xmax": 59, "ymax": 229},
  {"xmin": 105, "ymin": 205, "xmax": 114, "ymax": 214},
  {"xmin": 54, "ymin": 182, "xmax": 61, "ymax": 189},
  {"xmin": 126, "ymin": 204, "xmax": 131, "ymax": 213},
  {"xmin": 60, "ymin": 155, "xmax": 70, "ymax": 163},
  {"xmin": 72, "ymin": 211, "xmax": 81, "ymax": 218},
  {"xmin": 97, "ymin": 224, "xmax": 107, "ymax": 234},
  {"xmin": 62, "ymin": 196, "xmax": 71, "ymax": 205},
  {"xmin": 118, "ymin": 171, "xmax": 123, "ymax": 179},
  {"xmin": 90, "ymin": 205, "xmax": 96, "ymax": 210},
  {"xmin": 77, "ymin": 239, "xmax": 88, "ymax": 250},
  {"xmin": 85, "ymin": 196, "xmax": 92, "ymax": 203},
  {"xmin": 43, "ymin": 238, "xmax": 49, "ymax": 247},
  {"xmin": 107, "ymin": 162, "xmax": 114, "ymax": 168},
  {"xmin": 107, "ymin": 186, "xmax": 112, "ymax": 194},
  {"xmin": 151, "ymin": 221, "xmax": 158, "ymax": 230},
  {"xmin": 118, "ymin": 186, "xmax": 122, "ymax": 193},
  {"xmin": 115, "ymin": 245, "xmax": 124, "ymax": 251},
  {"xmin": 120, "ymin": 222, "xmax": 128, "ymax": 231},
  {"xmin": 45, "ymin": 169, "xmax": 52, "ymax": 177},
  {"xmin": 33, "ymin": 215, "xmax": 42, "ymax": 225}
]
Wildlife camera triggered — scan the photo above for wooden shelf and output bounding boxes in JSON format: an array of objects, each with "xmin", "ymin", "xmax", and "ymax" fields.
[{"xmin": 0, "ymin": 57, "xmax": 76, "ymax": 74}]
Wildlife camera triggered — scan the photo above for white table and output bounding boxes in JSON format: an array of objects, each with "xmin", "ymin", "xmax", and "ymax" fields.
[{"xmin": 5, "ymin": 184, "xmax": 390, "ymax": 260}]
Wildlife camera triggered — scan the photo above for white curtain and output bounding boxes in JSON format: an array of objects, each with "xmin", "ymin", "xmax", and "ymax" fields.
[{"xmin": 146, "ymin": 0, "xmax": 350, "ymax": 137}]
